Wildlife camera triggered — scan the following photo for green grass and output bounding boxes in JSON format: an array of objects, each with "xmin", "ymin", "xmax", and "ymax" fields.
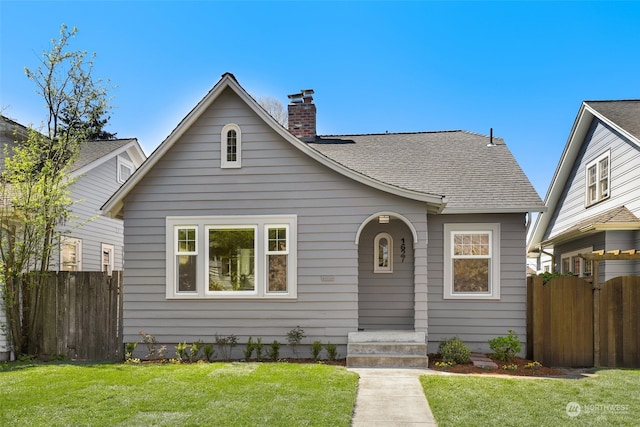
[
  {"xmin": 0, "ymin": 361, "xmax": 358, "ymax": 426},
  {"xmin": 421, "ymin": 369, "xmax": 640, "ymax": 426}
]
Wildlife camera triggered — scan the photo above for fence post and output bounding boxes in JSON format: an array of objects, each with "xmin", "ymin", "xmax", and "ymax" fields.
[{"xmin": 593, "ymin": 261, "xmax": 600, "ymax": 367}]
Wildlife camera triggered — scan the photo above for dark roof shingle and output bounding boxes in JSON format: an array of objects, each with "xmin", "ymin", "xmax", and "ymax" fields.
[{"xmin": 308, "ymin": 130, "xmax": 543, "ymax": 211}]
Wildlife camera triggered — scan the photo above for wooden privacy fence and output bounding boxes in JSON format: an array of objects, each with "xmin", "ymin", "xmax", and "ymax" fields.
[
  {"xmin": 527, "ymin": 275, "xmax": 640, "ymax": 368},
  {"xmin": 31, "ymin": 271, "xmax": 123, "ymax": 360}
]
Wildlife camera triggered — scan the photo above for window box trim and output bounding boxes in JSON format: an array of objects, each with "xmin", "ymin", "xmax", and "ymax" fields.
[
  {"xmin": 221, "ymin": 123, "xmax": 241, "ymax": 169},
  {"xmin": 166, "ymin": 215, "xmax": 297, "ymax": 300},
  {"xmin": 585, "ymin": 150, "xmax": 610, "ymax": 207},
  {"xmin": 374, "ymin": 232, "xmax": 393, "ymax": 273},
  {"xmin": 443, "ymin": 223, "xmax": 500, "ymax": 300}
]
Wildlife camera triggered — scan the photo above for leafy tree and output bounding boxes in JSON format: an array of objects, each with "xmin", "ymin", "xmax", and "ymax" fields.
[{"xmin": 0, "ymin": 24, "xmax": 112, "ymax": 356}]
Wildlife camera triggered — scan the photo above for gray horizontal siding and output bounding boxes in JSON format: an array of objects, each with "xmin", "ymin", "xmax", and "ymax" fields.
[
  {"xmin": 427, "ymin": 213, "xmax": 528, "ymax": 353},
  {"xmin": 122, "ymin": 87, "xmax": 427, "ymax": 347},
  {"xmin": 547, "ymin": 119, "xmax": 640, "ymax": 240},
  {"xmin": 61, "ymin": 153, "xmax": 132, "ymax": 271}
]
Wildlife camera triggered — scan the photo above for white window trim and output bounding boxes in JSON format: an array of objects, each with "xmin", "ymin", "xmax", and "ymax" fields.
[
  {"xmin": 585, "ymin": 150, "xmax": 610, "ymax": 206},
  {"xmin": 60, "ymin": 236, "xmax": 82, "ymax": 272},
  {"xmin": 374, "ymin": 232, "xmax": 393, "ymax": 273},
  {"xmin": 443, "ymin": 223, "xmax": 500, "ymax": 300},
  {"xmin": 101, "ymin": 243, "xmax": 115, "ymax": 276},
  {"xmin": 166, "ymin": 215, "xmax": 297, "ymax": 299},
  {"xmin": 175, "ymin": 225, "xmax": 198, "ymax": 295},
  {"xmin": 221, "ymin": 123, "xmax": 241, "ymax": 169},
  {"xmin": 560, "ymin": 247, "xmax": 593, "ymax": 277},
  {"xmin": 265, "ymin": 223, "xmax": 290, "ymax": 294},
  {"xmin": 117, "ymin": 156, "xmax": 135, "ymax": 184}
]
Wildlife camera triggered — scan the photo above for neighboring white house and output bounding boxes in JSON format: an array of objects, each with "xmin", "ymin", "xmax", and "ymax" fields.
[
  {"xmin": 0, "ymin": 115, "xmax": 146, "ymax": 361},
  {"xmin": 102, "ymin": 73, "xmax": 545, "ymax": 359},
  {"xmin": 528, "ymin": 100, "xmax": 640, "ymax": 280}
]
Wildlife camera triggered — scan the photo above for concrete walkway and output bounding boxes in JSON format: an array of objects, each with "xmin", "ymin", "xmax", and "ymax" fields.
[{"xmin": 349, "ymin": 368, "xmax": 438, "ymax": 426}]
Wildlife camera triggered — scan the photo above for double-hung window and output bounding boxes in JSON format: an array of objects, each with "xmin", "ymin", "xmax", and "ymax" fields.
[
  {"xmin": 586, "ymin": 151, "xmax": 610, "ymax": 206},
  {"xmin": 221, "ymin": 123, "xmax": 241, "ymax": 168},
  {"xmin": 60, "ymin": 237, "xmax": 82, "ymax": 271},
  {"xmin": 167, "ymin": 215, "xmax": 296, "ymax": 299},
  {"xmin": 444, "ymin": 223, "xmax": 500, "ymax": 299}
]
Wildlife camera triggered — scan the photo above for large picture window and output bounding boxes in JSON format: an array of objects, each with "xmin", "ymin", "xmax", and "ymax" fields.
[
  {"xmin": 166, "ymin": 215, "xmax": 296, "ymax": 299},
  {"xmin": 444, "ymin": 223, "xmax": 500, "ymax": 299},
  {"xmin": 586, "ymin": 151, "xmax": 610, "ymax": 206}
]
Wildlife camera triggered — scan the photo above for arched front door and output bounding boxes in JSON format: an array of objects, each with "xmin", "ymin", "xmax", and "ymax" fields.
[{"xmin": 357, "ymin": 215, "xmax": 415, "ymax": 330}]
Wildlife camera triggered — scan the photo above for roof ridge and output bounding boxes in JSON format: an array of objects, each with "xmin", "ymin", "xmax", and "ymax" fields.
[{"xmin": 319, "ymin": 130, "xmax": 465, "ymax": 137}]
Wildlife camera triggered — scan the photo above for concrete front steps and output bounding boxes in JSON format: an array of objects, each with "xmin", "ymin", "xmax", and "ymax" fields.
[{"xmin": 346, "ymin": 331, "xmax": 429, "ymax": 369}]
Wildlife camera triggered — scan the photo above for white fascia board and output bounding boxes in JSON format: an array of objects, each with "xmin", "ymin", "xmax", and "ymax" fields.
[
  {"xmin": 71, "ymin": 139, "xmax": 142, "ymax": 178},
  {"xmin": 443, "ymin": 206, "xmax": 547, "ymax": 215},
  {"xmin": 527, "ymin": 103, "xmax": 593, "ymax": 251}
]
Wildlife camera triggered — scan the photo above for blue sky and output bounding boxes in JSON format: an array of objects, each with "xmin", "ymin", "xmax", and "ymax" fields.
[{"xmin": 1, "ymin": 1, "xmax": 639, "ymax": 198}]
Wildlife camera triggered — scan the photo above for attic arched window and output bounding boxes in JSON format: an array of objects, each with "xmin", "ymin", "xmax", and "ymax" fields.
[
  {"xmin": 374, "ymin": 232, "xmax": 393, "ymax": 273},
  {"xmin": 221, "ymin": 123, "xmax": 241, "ymax": 168}
]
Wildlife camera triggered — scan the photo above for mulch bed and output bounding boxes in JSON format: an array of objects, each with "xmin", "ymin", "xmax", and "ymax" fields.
[{"xmin": 428, "ymin": 353, "xmax": 567, "ymax": 377}]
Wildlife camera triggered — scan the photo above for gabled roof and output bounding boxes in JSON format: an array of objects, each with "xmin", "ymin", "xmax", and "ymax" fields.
[
  {"xmin": 0, "ymin": 115, "xmax": 145, "ymax": 177},
  {"xmin": 538, "ymin": 205, "xmax": 640, "ymax": 247},
  {"xmin": 528, "ymin": 100, "xmax": 640, "ymax": 253},
  {"xmin": 309, "ymin": 132, "xmax": 543, "ymax": 213},
  {"xmin": 102, "ymin": 73, "xmax": 544, "ymax": 219},
  {"xmin": 72, "ymin": 139, "xmax": 146, "ymax": 176}
]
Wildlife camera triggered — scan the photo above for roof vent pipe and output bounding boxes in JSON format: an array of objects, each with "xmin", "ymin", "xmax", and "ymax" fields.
[{"xmin": 487, "ymin": 128, "xmax": 497, "ymax": 147}]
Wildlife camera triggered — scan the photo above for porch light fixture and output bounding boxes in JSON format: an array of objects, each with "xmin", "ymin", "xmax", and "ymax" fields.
[{"xmin": 378, "ymin": 215, "xmax": 390, "ymax": 224}]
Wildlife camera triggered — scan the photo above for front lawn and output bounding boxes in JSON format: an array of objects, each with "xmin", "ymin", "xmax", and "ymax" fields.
[
  {"xmin": 421, "ymin": 369, "xmax": 640, "ymax": 426},
  {"xmin": 0, "ymin": 361, "xmax": 358, "ymax": 426}
]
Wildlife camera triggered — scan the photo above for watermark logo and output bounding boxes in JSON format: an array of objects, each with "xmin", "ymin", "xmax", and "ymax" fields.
[
  {"xmin": 566, "ymin": 402, "xmax": 581, "ymax": 417},
  {"xmin": 566, "ymin": 401, "xmax": 628, "ymax": 418}
]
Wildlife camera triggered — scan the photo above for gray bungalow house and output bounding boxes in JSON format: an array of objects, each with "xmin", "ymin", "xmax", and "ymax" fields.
[
  {"xmin": 102, "ymin": 73, "xmax": 544, "ymax": 361},
  {"xmin": 0, "ymin": 115, "xmax": 146, "ymax": 360},
  {"xmin": 528, "ymin": 100, "xmax": 640, "ymax": 280}
]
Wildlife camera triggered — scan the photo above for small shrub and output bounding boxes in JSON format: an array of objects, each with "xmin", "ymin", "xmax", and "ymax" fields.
[
  {"xmin": 139, "ymin": 331, "xmax": 167, "ymax": 360},
  {"xmin": 286, "ymin": 326, "xmax": 305, "ymax": 359},
  {"xmin": 254, "ymin": 337, "xmax": 263, "ymax": 362},
  {"xmin": 324, "ymin": 342, "xmax": 338, "ymax": 361},
  {"xmin": 525, "ymin": 361, "xmax": 542, "ymax": 370},
  {"xmin": 124, "ymin": 342, "xmax": 137, "ymax": 360},
  {"xmin": 244, "ymin": 337, "xmax": 254, "ymax": 361},
  {"xmin": 188, "ymin": 340, "xmax": 203, "ymax": 362},
  {"xmin": 267, "ymin": 340, "xmax": 281, "ymax": 361},
  {"xmin": 311, "ymin": 340, "xmax": 323, "ymax": 361},
  {"xmin": 203, "ymin": 343, "xmax": 215, "ymax": 362},
  {"xmin": 215, "ymin": 334, "xmax": 238, "ymax": 361},
  {"xmin": 502, "ymin": 363, "xmax": 518, "ymax": 371},
  {"xmin": 434, "ymin": 360, "xmax": 454, "ymax": 370},
  {"xmin": 124, "ymin": 357, "xmax": 141, "ymax": 364},
  {"xmin": 175, "ymin": 342, "xmax": 188, "ymax": 361},
  {"xmin": 439, "ymin": 337, "xmax": 471, "ymax": 365},
  {"xmin": 489, "ymin": 330, "xmax": 522, "ymax": 362}
]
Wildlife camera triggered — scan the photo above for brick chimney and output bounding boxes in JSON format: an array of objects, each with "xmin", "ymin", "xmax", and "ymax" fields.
[{"xmin": 288, "ymin": 89, "xmax": 316, "ymax": 142}]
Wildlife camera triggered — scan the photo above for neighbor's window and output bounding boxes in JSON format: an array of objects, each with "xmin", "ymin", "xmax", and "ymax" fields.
[
  {"xmin": 101, "ymin": 243, "xmax": 115, "ymax": 275},
  {"xmin": 444, "ymin": 223, "xmax": 500, "ymax": 299},
  {"xmin": 166, "ymin": 215, "xmax": 297, "ymax": 299},
  {"xmin": 586, "ymin": 151, "xmax": 610, "ymax": 206},
  {"xmin": 221, "ymin": 123, "xmax": 241, "ymax": 168},
  {"xmin": 60, "ymin": 237, "xmax": 82, "ymax": 271},
  {"xmin": 374, "ymin": 232, "xmax": 393, "ymax": 273},
  {"xmin": 560, "ymin": 247, "xmax": 593, "ymax": 277},
  {"xmin": 117, "ymin": 156, "xmax": 135, "ymax": 183}
]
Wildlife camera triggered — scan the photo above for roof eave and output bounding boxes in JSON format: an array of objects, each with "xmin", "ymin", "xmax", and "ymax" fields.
[{"xmin": 443, "ymin": 205, "xmax": 547, "ymax": 215}]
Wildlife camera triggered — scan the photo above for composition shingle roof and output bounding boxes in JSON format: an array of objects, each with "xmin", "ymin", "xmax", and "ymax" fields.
[
  {"xmin": 72, "ymin": 139, "xmax": 135, "ymax": 171},
  {"xmin": 585, "ymin": 100, "xmax": 640, "ymax": 141},
  {"xmin": 308, "ymin": 130, "xmax": 544, "ymax": 212}
]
